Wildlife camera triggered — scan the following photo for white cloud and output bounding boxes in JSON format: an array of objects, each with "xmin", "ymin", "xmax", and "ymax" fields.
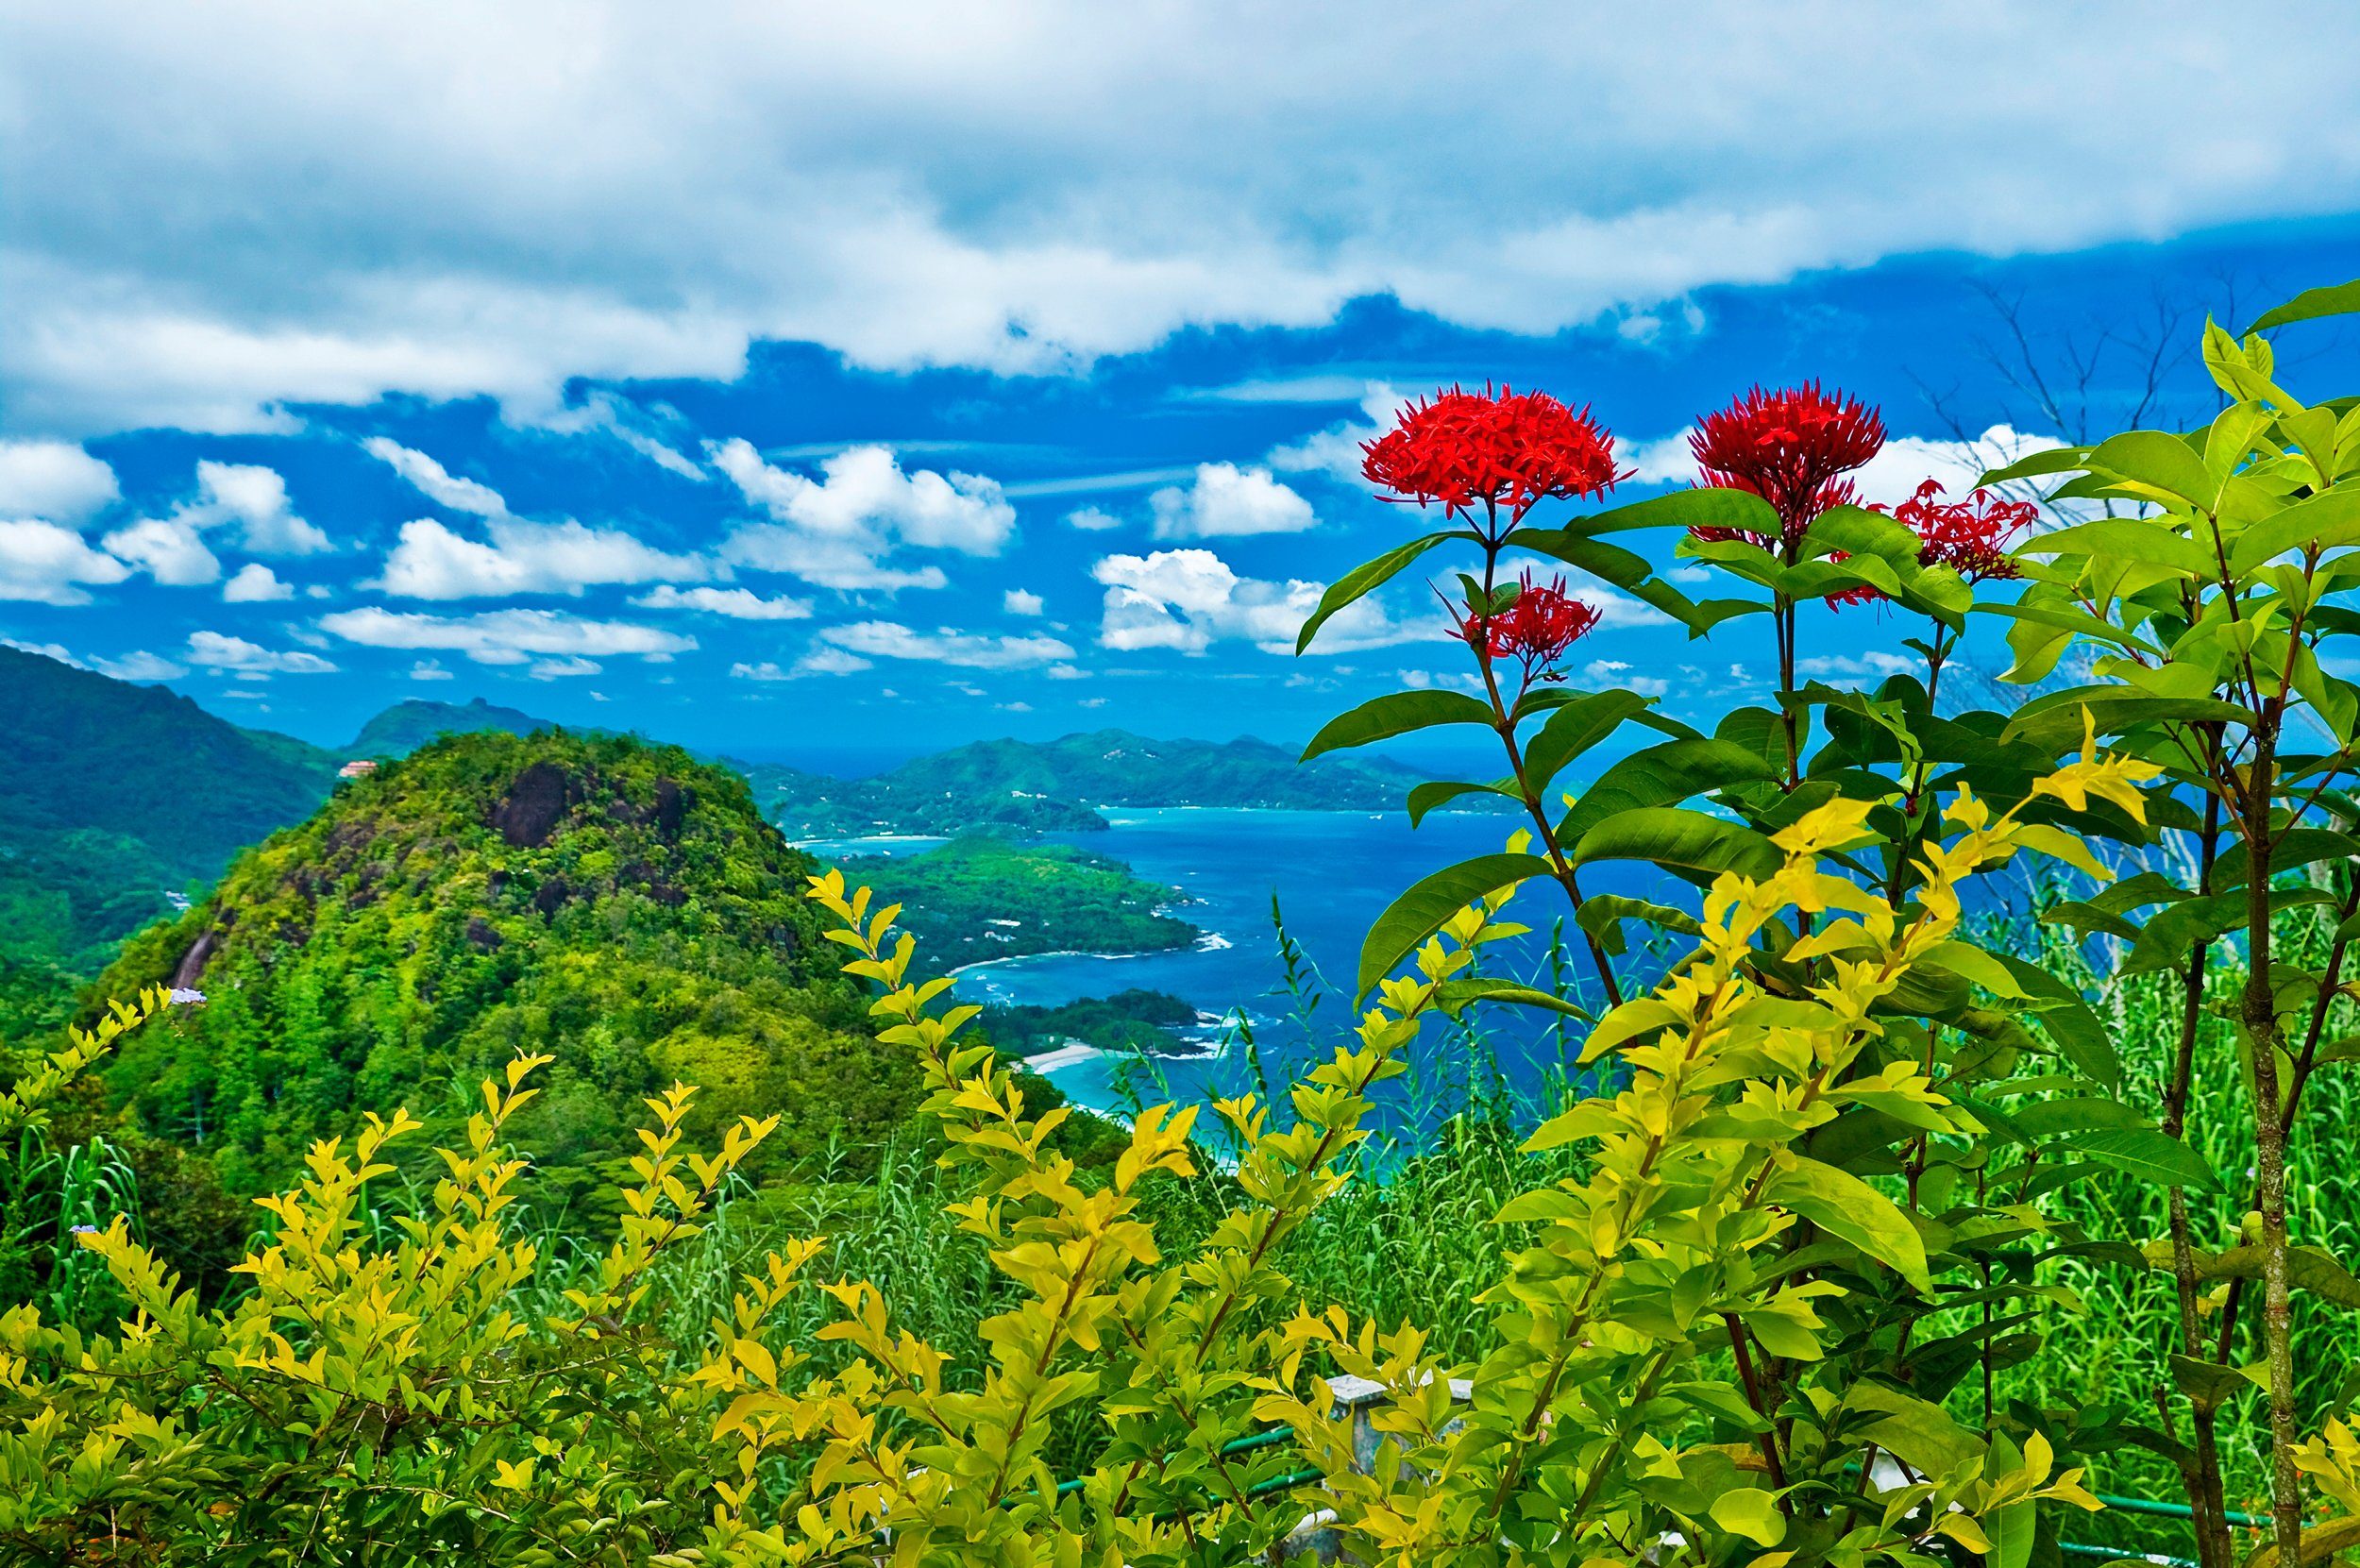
[
  {"xmin": 631, "ymin": 583, "xmax": 814, "ymax": 619},
  {"xmin": 1091, "ymin": 547, "xmax": 1431, "ymax": 656},
  {"xmin": 101, "ymin": 515, "xmax": 220, "ymax": 586},
  {"xmin": 222, "ymin": 562, "xmax": 293, "ymax": 601},
  {"xmin": 1582, "ymin": 657, "xmax": 1667, "ymax": 698},
  {"xmin": 1795, "ymin": 650, "xmax": 1918, "ymax": 686},
  {"xmin": 790, "ymin": 647, "xmax": 875, "ymax": 677},
  {"xmin": 0, "ymin": 518, "xmax": 133, "ymax": 603},
  {"xmin": 1266, "ymin": 382, "xmax": 1410, "ymax": 489},
  {"xmin": 1149, "ymin": 463, "xmax": 1316, "ymax": 538},
  {"xmin": 1401, "ymin": 667, "xmax": 1484, "ymax": 692},
  {"xmin": 530, "ymin": 655, "xmax": 600, "ymax": 679},
  {"xmin": 375, "ymin": 515, "xmax": 708, "ymax": 599},
  {"xmin": 1003, "ymin": 587, "xmax": 1044, "ymax": 616},
  {"xmin": 92, "ymin": 649, "xmax": 187, "ymax": 681},
  {"xmin": 1064, "ymin": 506, "xmax": 1124, "ymax": 531},
  {"xmin": 1667, "ymin": 564, "xmax": 1712, "ymax": 584},
  {"xmin": 813, "ymin": 620, "xmax": 1075, "ymax": 670},
  {"xmin": 317, "ymin": 606, "xmax": 696, "ymax": 665},
  {"xmin": 713, "ymin": 440, "xmax": 1014, "ymax": 592},
  {"xmin": 3, "ymin": 636, "xmax": 80, "ymax": 666},
  {"xmin": 1044, "ymin": 662, "xmax": 1088, "ymax": 680},
  {"xmin": 408, "ymin": 658, "xmax": 454, "ymax": 681},
  {"xmin": 1622, "ymin": 432, "xmax": 1699, "ymax": 487},
  {"xmin": 730, "ymin": 660, "xmax": 794, "ymax": 682},
  {"xmin": 362, "ymin": 436, "xmax": 506, "ymax": 514},
  {"xmin": 190, "ymin": 461, "xmax": 330, "ymax": 554},
  {"xmin": 1568, "ymin": 583, "xmax": 1671, "ymax": 630},
  {"xmin": 0, "ymin": 439, "xmax": 118, "ymax": 521},
  {"xmin": 185, "ymin": 629, "xmax": 337, "ymax": 675},
  {"xmin": 12, "ymin": 8, "xmax": 2360, "ymax": 438}
]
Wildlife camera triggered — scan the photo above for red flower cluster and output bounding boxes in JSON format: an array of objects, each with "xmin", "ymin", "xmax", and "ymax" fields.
[
  {"xmin": 1364, "ymin": 384, "xmax": 1623, "ymax": 527},
  {"xmin": 1459, "ymin": 571, "xmax": 1601, "ymax": 679},
  {"xmin": 1828, "ymin": 480, "xmax": 2041, "ymax": 609},
  {"xmin": 1689, "ymin": 381, "xmax": 1885, "ymax": 549}
]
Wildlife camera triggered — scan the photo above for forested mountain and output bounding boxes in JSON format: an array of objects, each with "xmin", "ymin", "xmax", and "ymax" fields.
[
  {"xmin": 0, "ymin": 647, "xmax": 339, "ymax": 979},
  {"xmin": 745, "ymin": 727, "xmax": 1456, "ymax": 837},
  {"xmin": 92, "ymin": 730, "xmax": 914, "ymax": 1206},
  {"xmin": 347, "ymin": 695, "xmax": 569, "ymax": 756}
]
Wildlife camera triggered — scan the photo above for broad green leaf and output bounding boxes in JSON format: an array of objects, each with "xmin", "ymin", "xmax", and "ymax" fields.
[
  {"xmin": 1539, "ymin": 485, "xmax": 1780, "ymax": 539},
  {"xmin": 2227, "ymin": 487, "xmax": 2360, "ymax": 575},
  {"xmin": 1708, "ymin": 1488, "xmax": 1785, "ymax": 1547},
  {"xmin": 1765, "ymin": 1156, "xmax": 1930, "ymax": 1291},
  {"xmin": 1576, "ymin": 892, "xmax": 1703, "ymax": 956},
  {"xmin": 1556, "ymin": 737, "xmax": 1778, "ymax": 841},
  {"xmin": 1434, "ymin": 976, "xmax": 1592, "ymax": 1020},
  {"xmin": 1358, "ymin": 851, "xmax": 1555, "ymax": 996},
  {"xmin": 1522, "ymin": 688, "xmax": 1658, "ymax": 793},
  {"xmin": 2250, "ymin": 278, "xmax": 2360, "ymax": 333},
  {"xmin": 2088, "ymin": 429, "xmax": 2222, "ymax": 511},
  {"xmin": 1295, "ymin": 531, "xmax": 1469, "ymax": 653},
  {"xmin": 1994, "ymin": 953, "xmax": 2120, "ymax": 1088},
  {"xmin": 2017, "ymin": 515, "xmax": 2216, "ymax": 575},
  {"xmin": 1406, "ymin": 777, "xmax": 1520, "ymax": 827},
  {"xmin": 1846, "ymin": 1383, "xmax": 1980, "ymax": 1477},
  {"xmin": 1302, "ymin": 689, "xmax": 1495, "ymax": 761},
  {"xmin": 1979, "ymin": 445, "xmax": 2091, "ymax": 486},
  {"xmin": 2076, "ymin": 1127, "xmax": 2225, "ymax": 1193},
  {"xmin": 1569, "ymin": 807, "xmax": 1781, "ymax": 884}
]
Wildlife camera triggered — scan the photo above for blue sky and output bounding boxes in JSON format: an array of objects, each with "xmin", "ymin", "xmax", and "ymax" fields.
[{"xmin": 5, "ymin": 5, "xmax": 2359, "ymax": 771}]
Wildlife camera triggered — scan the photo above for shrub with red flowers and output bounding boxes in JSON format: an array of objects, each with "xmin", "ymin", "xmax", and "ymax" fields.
[
  {"xmin": 1362, "ymin": 384, "xmax": 1622, "ymax": 530},
  {"xmin": 1829, "ymin": 479, "xmax": 2042, "ymax": 608},
  {"xmin": 1688, "ymin": 380, "xmax": 1885, "ymax": 550},
  {"xmin": 1458, "ymin": 570, "xmax": 1601, "ymax": 683}
]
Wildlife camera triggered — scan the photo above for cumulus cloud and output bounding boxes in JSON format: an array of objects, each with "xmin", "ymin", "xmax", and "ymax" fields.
[
  {"xmin": 812, "ymin": 620, "xmax": 1075, "ymax": 670},
  {"xmin": 222, "ymin": 562, "xmax": 293, "ymax": 601},
  {"xmin": 408, "ymin": 658, "xmax": 454, "ymax": 681},
  {"xmin": 730, "ymin": 660, "xmax": 794, "ymax": 682},
  {"xmin": 362, "ymin": 437, "xmax": 507, "ymax": 514},
  {"xmin": 0, "ymin": 439, "xmax": 118, "ymax": 521},
  {"xmin": 17, "ymin": 7, "xmax": 2356, "ymax": 437},
  {"xmin": 713, "ymin": 441, "xmax": 1014, "ymax": 592},
  {"xmin": 101, "ymin": 515, "xmax": 220, "ymax": 585},
  {"xmin": 92, "ymin": 649, "xmax": 187, "ymax": 681},
  {"xmin": 791, "ymin": 647, "xmax": 875, "ymax": 677},
  {"xmin": 1266, "ymin": 382, "xmax": 1410, "ymax": 489},
  {"xmin": 318, "ymin": 605, "xmax": 696, "ymax": 665},
  {"xmin": 1795, "ymin": 650, "xmax": 1918, "ymax": 686},
  {"xmin": 185, "ymin": 629, "xmax": 337, "ymax": 676},
  {"xmin": 0, "ymin": 518, "xmax": 133, "ymax": 603},
  {"xmin": 530, "ymin": 655, "xmax": 600, "ymax": 679},
  {"xmin": 630, "ymin": 583, "xmax": 814, "ymax": 619},
  {"xmin": 1149, "ymin": 463, "xmax": 1317, "ymax": 538},
  {"xmin": 189, "ymin": 462, "xmax": 330, "ymax": 554},
  {"xmin": 1064, "ymin": 506, "xmax": 1123, "ymax": 531},
  {"xmin": 1003, "ymin": 587, "xmax": 1044, "ymax": 616},
  {"xmin": 1582, "ymin": 657, "xmax": 1667, "ymax": 698},
  {"xmin": 1091, "ymin": 547, "xmax": 1431, "ymax": 656},
  {"xmin": 374, "ymin": 515, "xmax": 708, "ymax": 599}
]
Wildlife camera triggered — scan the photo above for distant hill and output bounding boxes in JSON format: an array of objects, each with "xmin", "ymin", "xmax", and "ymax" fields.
[
  {"xmin": 0, "ymin": 647, "xmax": 340, "ymax": 978},
  {"xmin": 347, "ymin": 695, "xmax": 568, "ymax": 756},
  {"xmin": 741, "ymin": 728, "xmax": 1465, "ymax": 839},
  {"xmin": 93, "ymin": 729, "xmax": 912, "ymax": 1203}
]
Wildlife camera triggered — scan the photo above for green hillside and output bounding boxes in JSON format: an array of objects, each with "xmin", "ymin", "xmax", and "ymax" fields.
[
  {"xmin": 835, "ymin": 836, "xmax": 1197, "ymax": 966},
  {"xmin": 93, "ymin": 729, "xmax": 914, "ymax": 1202},
  {"xmin": 0, "ymin": 647, "xmax": 339, "ymax": 978},
  {"xmin": 347, "ymin": 694, "xmax": 568, "ymax": 756}
]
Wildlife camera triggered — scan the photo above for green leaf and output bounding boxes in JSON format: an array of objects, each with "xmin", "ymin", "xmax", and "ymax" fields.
[
  {"xmin": 2087, "ymin": 429, "xmax": 2222, "ymax": 511},
  {"xmin": 1576, "ymin": 893, "xmax": 1703, "ymax": 956},
  {"xmin": 2076, "ymin": 1127, "xmax": 2225, "ymax": 1194},
  {"xmin": 1979, "ymin": 445, "xmax": 2092, "ymax": 486},
  {"xmin": 1995, "ymin": 953, "xmax": 2120, "ymax": 1088},
  {"xmin": 1301, "ymin": 689, "xmax": 1496, "ymax": 762},
  {"xmin": 2226, "ymin": 487, "xmax": 2360, "ymax": 575},
  {"xmin": 1537, "ymin": 485, "xmax": 1780, "ymax": 539},
  {"xmin": 1295, "ymin": 532, "xmax": 1469, "ymax": 653},
  {"xmin": 1708, "ymin": 1488, "xmax": 1785, "ymax": 1547},
  {"xmin": 1766, "ymin": 1156, "xmax": 1930, "ymax": 1292},
  {"xmin": 1406, "ymin": 777, "xmax": 1520, "ymax": 827},
  {"xmin": 1357, "ymin": 852, "xmax": 1555, "ymax": 997},
  {"xmin": 1567, "ymin": 806, "xmax": 1782, "ymax": 885},
  {"xmin": 1555, "ymin": 737, "xmax": 1778, "ymax": 841},
  {"xmin": 1984, "ymin": 1498, "xmax": 2037, "ymax": 1568},
  {"xmin": 1434, "ymin": 976, "xmax": 1592, "ymax": 1020},
  {"xmin": 1846, "ymin": 1383, "xmax": 1981, "ymax": 1477},
  {"xmin": 2017, "ymin": 515, "xmax": 2216, "ymax": 574},
  {"xmin": 2249, "ymin": 278, "xmax": 2360, "ymax": 333},
  {"xmin": 1522, "ymin": 689, "xmax": 1658, "ymax": 794}
]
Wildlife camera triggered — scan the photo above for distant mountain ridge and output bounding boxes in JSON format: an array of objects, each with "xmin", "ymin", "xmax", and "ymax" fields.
[
  {"xmin": 349, "ymin": 696, "xmax": 595, "ymax": 756},
  {"xmin": 740, "ymin": 727, "xmax": 1465, "ymax": 839}
]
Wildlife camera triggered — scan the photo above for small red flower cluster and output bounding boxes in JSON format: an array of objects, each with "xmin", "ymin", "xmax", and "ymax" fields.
[
  {"xmin": 1689, "ymin": 381, "xmax": 1886, "ymax": 549},
  {"xmin": 1828, "ymin": 480, "xmax": 2041, "ymax": 608},
  {"xmin": 1459, "ymin": 570, "xmax": 1601, "ymax": 679},
  {"xmin": 1363, "ymin": 384, "xmax": 1623, "ymax": 526}
]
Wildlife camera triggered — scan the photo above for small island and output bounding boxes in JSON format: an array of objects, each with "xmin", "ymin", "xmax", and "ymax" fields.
[{"xmin": 830, "ymin": 836, "xmax": 1199, "ymax": 965}]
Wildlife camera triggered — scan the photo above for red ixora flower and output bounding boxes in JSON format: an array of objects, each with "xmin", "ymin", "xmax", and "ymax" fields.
[
  {"xmin": 1828, "ymin": 480, "xmax": 2041, "ymax": 609},
  {"xmin": 1689, "ymin": 381, "xmax": 1885, "ymax": 549},
  {"xmin": 1363, "ymin": 384, "xmax": 1623, "ymax": 528},
  {"xmin": 1458, "ymin": 571, "xmax": 1602, "ymax": 680}
]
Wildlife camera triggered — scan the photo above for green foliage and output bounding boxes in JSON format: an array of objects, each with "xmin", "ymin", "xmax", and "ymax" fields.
[
  {"xmin": 90, "ymin": 730, "xmax": 912, "ymax": 1210},
  {"xmin": 834, "ymin": 835, "xmax": 1198, "ymax": 964},
  {"xmin": 980, "ymin": 987, "xmax": 1203, "ymax": 1056}
]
